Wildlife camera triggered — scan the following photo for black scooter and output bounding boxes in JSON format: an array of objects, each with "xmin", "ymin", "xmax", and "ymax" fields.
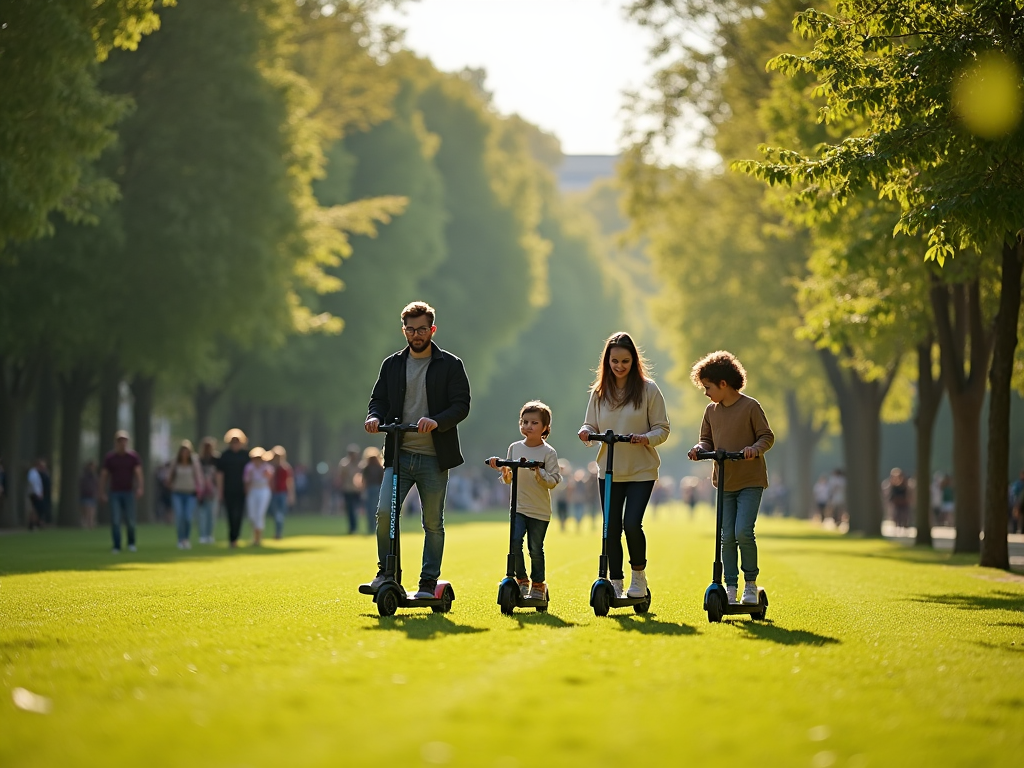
[
  {"xmin": 587, "ymin": 429, "xmax": 652, "ymax": 616},
  {"xmin": 358, "ymin": 422, "xmax": 455, "ymax": 617},
  {"xmin": 694, "ymin": 449, "xmax": 769, "ymax": 623},
  {"xmin": 486, "ymin": 456, "xmax": 550, "ymax": 615}
]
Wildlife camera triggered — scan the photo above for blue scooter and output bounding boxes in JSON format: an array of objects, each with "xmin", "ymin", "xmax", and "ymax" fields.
[
  {"xmin": 586, "ymin": 429, "xmax": 652, "ymax": 617},
  {"xmin": 694, "ymin": 449, "xmax": 768, "ymax": 623},
  {"xmin": 358, "ymin": 422, "xmax": 455, "ymax": 617},
  {"xmin": 486, "ymin": 456, "xmax": 550, "ymax": 615}
]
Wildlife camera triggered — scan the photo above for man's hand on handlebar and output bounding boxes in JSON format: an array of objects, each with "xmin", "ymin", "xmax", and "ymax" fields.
[
  {"xmin": 417, "ymin": 417, "xmax": 438, "ymax": 433},
  {"xmin": 364, "ymin": 417, "xmax": 380, "ymax": 434},
  {"xmin": 687, "ymin": 445, "xmax": 703, "ymax": 461}
]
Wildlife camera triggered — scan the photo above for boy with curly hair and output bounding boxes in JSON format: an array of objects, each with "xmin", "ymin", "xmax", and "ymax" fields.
[{"xmin": 687, "ymin": 351, "xmax": 775, "ymax": 605}]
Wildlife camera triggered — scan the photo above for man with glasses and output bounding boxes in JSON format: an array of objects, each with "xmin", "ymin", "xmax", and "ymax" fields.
[{"xmin": 362, "ymin": 301, "xmax": 471, "ymax": 598}]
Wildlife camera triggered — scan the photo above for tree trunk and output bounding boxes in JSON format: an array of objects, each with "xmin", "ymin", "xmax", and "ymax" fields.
[
  {"xmin": 33, "ymin": 355, "xmax": 57, "ymax": 469},
  {"xmin": 981, "ymin": 237, "xmax": 1023, "ymax": 569},
  {"xmin": 914, "ymin": 336, "xmax": 944, "ymax": 546},
  {"xmin": 819, "ymin": 349, "xmax": 894, "ymax": 536},
  {"xmin": 931, "ymin": 277, "xmax": 993, "ymax": 555},
  {"xmin": 96, "ymin": 361, "xmax": 121, "ymax": 525},
  {"xmin": 785, "ymin": 389, "xmax": 824, "ymax": 519},
  {"xmin": 131, "ymin": 374, "xmax": 156, "ymax": 523},
  {"xmin": 0, "ymin": 357, "xmax": 37, "ymax": 527},
  {"xmin": 309, "ymin": 414, "xmax": 329, "ymax": 513},
  {"xmin": 194, "ymin": 382, "xmax": 223, "ymax": 444},
  {"xmin": 57, "ymin": 365, "xmax": 96, "ymax": 527}
]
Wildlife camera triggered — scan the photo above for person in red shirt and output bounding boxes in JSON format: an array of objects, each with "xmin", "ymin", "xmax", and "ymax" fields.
[
  {"xmin": 269, "ymin": 446, "xmax": 295, "ymax": 540},
  {"xmin": 98, "ymin": 431, "xmax": 144, "ymax": 553}
]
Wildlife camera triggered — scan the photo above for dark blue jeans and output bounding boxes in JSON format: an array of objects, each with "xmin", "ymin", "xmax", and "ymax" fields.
[
  {"xmin": 513, "ymin": 514, "xmax": 549, "ymax": 583},
  {"xmin": 375, "ymin": 451, "xmax": 448, "ymax": 584},
  {"xmin": 598, "ymin": 479, "xmax": 655, "ymax": 580},
  {"xmin": 109, "ymin": 491, "xmax": 136, "ymax": 550}
]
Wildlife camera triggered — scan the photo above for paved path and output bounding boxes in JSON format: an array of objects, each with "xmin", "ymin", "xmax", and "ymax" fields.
[{"xmin": 881, "ymin": 523, "xmax": 1024, "ymax": 568}]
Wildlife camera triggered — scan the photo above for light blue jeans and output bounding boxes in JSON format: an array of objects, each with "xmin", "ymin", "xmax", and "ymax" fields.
[
  {"xmin": 270, "ymin": 491, "xmax": 289, "ymax": 538},
  {"xmin": 375, "ymin": 452, "xmax": 448, "ymax": 585},
  {"xmin": 172, "ymin": 492, "xmax": 197, "ymax": 543},
  {"xmin": 720, "ymin": 486, "xmax": 763, "ymax": 587},
  {"xmin": 197, "ymin": 497, "xmax": 216, "ymax": 540}
]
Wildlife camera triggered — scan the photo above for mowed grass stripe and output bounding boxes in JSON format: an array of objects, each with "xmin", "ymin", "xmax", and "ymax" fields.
[{"xmin": 1, "ymin": 508, "xmax": 1021, "ymax": 768}]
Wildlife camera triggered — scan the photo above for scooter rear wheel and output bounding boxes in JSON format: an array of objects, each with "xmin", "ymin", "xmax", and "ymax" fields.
[
  {"xmin": 431, "ymin": 585, "xmax": 454, "ymax": 614},
  {"xmin": 706, "ymin": 591, "xmax": 723, "ymax": 623},
  {"xmin": 536, "ymin": 587, "xmax": 549, "ymax": 613},
  {"xmin": 633, "ymin": 589, "xmax": 651, "ymax": 614},
  {"xmin": 751, "ymin": 590, "xmax": 768, "ymax": 621}
]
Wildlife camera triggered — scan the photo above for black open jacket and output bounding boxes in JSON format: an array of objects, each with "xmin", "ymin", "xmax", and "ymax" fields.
[{"xmin": 367, "ymin": 343, "xmax": 471, "ymax": 472}]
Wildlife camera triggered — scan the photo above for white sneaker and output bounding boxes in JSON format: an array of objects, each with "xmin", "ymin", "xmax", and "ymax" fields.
[
  {"xmin": 626, "ymin": 569, "xmax": 648, "ymax": 598},
  {"xmin": 128, "ymin": 545, "xmax": 137, "ymax": 553},
  {"xmin": 184, "ymin": 540, "xmax": 192, "ymax": 550},
  {"xmin": 610, "ymin": 579, "xmax": 624, "ymax": 598},
  {"xmin": 741, "ymin": 582, "xmax": 759, "ymax": 605},
  {"xmin": 177, "ymin": 541, "xmax": 185, "ymax": 550},
  {"xmin": 726, "ymin": 585, "xmax": 738, "ymax": 604}
]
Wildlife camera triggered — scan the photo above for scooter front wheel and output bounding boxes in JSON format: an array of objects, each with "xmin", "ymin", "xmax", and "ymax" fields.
[
  {"xmin": 705, "ymin": 590, "xmax": 723, "ymax": 623},
  {"xmin": 592, "ymin": 586, "xmax": 610, "ymax": 617},
  {"xmin": 377, "ymin": 586, "xmax": 400, "ymax": 617},
  {"xmin": 498, "ymin": 582, "xmax": 517, "ymax": 616}
]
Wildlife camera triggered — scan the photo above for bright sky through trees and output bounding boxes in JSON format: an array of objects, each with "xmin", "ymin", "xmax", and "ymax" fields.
[{"xmin": 375, "ymin": 0, "xmax": 657, "ymax": 155}]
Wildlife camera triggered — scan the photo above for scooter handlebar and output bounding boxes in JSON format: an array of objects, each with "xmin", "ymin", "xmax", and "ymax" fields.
[
  {"xmin": 485, "ymin": 457, "xmax": 544, "ymax": 469},
  {"xmin": 583, "ymin": 429, "xmax": 634, "ymax": 444},
  {"xmin": 694, "ymin": 449, "xmax": 746, "ymax": 461},
  {"xmin": 376, "ymin": 422, "xmax": 422, "ymax": 433}
]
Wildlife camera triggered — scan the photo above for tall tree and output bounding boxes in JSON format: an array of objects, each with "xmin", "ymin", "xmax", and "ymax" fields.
[{"xmin": 741, "ymin": 0, "xmax": 1024, "ymax": 563}]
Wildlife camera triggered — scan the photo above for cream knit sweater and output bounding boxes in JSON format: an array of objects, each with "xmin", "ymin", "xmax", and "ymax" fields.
[{"xmin": 582, "ymin": 379, "xmax": 670, "ymax": 482}]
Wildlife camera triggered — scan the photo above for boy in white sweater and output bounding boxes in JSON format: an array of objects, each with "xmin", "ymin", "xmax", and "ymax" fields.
[{"xmin": 488, "ymin": 401, "xmax": 562, "ymax": 600}]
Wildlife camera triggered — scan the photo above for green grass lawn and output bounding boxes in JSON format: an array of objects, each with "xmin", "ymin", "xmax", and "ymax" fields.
[{"xmin": 2, "ymin": 506, "xmax": 1022, "ymax": 768}]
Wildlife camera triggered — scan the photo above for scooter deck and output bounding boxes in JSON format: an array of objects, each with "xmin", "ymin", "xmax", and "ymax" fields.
[
  {"xmin": 516, "ymin": 596, "xmax": 550, "ymax": 608},
  {"xmin": 722, "ymin": 601, "xmax": 763, "ymax": 615},
  {"xmin": 609, "ymin": 595, "xmax": 650, "ymax": 608}
]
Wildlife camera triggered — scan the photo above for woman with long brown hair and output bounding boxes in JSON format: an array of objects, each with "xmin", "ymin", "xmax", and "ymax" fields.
[{"xmin": 579, "ymin": 332, "xmax": 670, "ymax": 599}]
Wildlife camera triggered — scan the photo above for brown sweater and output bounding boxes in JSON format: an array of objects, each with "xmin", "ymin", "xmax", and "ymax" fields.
[{"xmin": 696, "ymin": 393, "xmax": 774, "ymax": 491}]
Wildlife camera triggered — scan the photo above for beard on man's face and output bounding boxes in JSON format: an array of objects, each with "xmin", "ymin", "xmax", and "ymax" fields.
[{"xmin": 409, "ymin": 336, "xmax": 431, "ymax": 352}]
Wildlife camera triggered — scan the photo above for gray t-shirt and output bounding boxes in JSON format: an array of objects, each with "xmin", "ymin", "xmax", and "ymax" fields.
[{"xmin": 402, "ymin": 355, "xmax": 436, "ymax": 456}]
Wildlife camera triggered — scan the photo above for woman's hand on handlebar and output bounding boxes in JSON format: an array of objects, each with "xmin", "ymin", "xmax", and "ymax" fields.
[
  {"xmin": 578, "ymin": 427, "xmax": 591, "ymax": 443},
  {"xmin": 364, "ymin": 417, "xmax": 380, "ymax": 434},
  {"xmin": 487, "ymin": 457, "xmax": 500, "ymax": 469},
  {"xmin": 743, "ymin": 446, "xmax": 759, "ymax": 459},
  {"xmin": 629, "ymin": 434, "xmax": 649, "ymax": 446},
  {"xmin": 687, "ymin": 445, "xmax": 702, "ymax": 461}
]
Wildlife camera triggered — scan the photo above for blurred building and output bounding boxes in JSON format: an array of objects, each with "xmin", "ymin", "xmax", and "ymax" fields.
[{"xmin": 557, "ymin": 155, "xmax": 618, "ymax": 192}]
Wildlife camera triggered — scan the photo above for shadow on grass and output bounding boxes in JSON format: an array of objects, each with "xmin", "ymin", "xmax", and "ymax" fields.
[
  {"xmin": 911, "ymin": 591, "xmax": 1024, "ymax": 613},
  {"xmin": 609, "ymin": 614, "xmax": 698, "ymax": 636},
  {"xmin": 362, "ymin": 613, "xmax": 489, "ymax": 640},
  {"xmin": 510, "ymin": 612, "xmax": 577, "ymax": 629},
  {"xmin": 730, "ymin": 619, "xmax": 841, "ymax": 646}
]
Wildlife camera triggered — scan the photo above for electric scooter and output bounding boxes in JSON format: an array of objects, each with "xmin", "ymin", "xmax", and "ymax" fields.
[
  {"xmin": 693, "ymin": 449, "xmax": 769, "ymax": 623},
  {"xmin": 486, "ymin": 456, "xmax": 550, "ymax": 615},
  {"xmin": 357, "ymin": 422, "xmax": 455, "ymax": 617},
  {"xmin": 586, "ymin": 429, "xmax": 652, "ymax": 616}
]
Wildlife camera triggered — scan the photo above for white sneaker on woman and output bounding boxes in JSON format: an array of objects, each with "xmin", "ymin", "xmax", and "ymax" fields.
[
  {"xmin": 627, "ymin": 569, "xmax": 648, "ymax": 598},
  {"xmin": 726, "ymin": 585, "xmax": 738, "ymax": 604},
  {"xmin": 741, "ymin": 581, "xmax": 759, "ymax": 605},
  {"xmin": 610, "ymin": 579, "xmax": 624, "ymax": 598}
]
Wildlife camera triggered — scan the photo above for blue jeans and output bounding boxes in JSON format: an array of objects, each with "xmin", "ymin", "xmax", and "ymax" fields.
[
  {"xmin": 109, "ymin": 491, "xmax": 136, "ymax": 550},
  {"xmin": 172, "ymin": 492, "xmax": 197, "ymax": 542},
  {"xmin": 375, "ymin": 452, "xmax": 448, "ymax": 584},
  {"xmin": 513, "ymin": 514, "xmax": 549, "ymax": 583},
  {"xmin": 197, "ymin": 497, "xmax": 216, "ymax": 540},
  {"xmin": 270, "ymin": 491, "xmax": 289, "ymax": 538},
  {"xmin": 364, "ymin": 484, "xmax": 381, "ymax": 534},
  {"xmin": 720, "ymin": 486, "xmax": 763, "ymax": 587}
]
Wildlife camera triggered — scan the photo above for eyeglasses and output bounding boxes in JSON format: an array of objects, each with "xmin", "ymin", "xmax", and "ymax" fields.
[{"xmin": 403, "ymin": 325, "xmax": 433, "ymax": 337}]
